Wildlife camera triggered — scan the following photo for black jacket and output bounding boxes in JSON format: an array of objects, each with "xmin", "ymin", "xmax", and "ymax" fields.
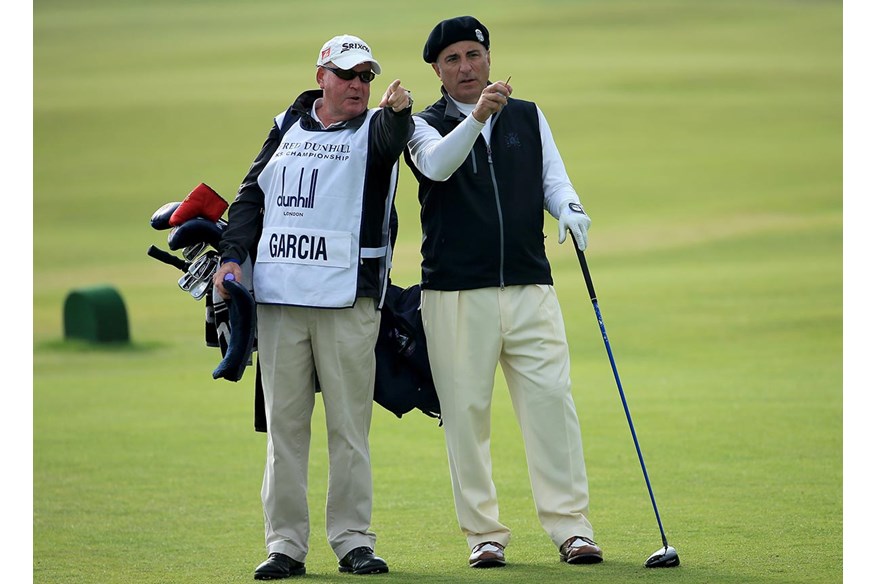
[
  {"xmin": 403, "ymin": 90, "xmax": 553, "ymax": 291},
  {"xmin": 220, "ymin": 89, "xmax": 412, "ymax": 300}
]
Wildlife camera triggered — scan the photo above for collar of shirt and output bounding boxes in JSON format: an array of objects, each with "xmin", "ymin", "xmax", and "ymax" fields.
[
  {"xmin": 447, "ymin": 94, "xmax": 493, "ymax": 141},
  {"xmin": 311, "ymin": 99, "xmax": 350, "ymax": 130}
]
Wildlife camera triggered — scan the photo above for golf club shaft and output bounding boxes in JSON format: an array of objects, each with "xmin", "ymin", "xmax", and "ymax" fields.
[{"xmin": 574, "ymin": 247, "xmax": 669, "ymax": 548}]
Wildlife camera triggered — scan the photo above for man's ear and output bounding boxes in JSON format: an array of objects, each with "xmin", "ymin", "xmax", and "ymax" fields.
[
  {"xmin": 431, "ymin": 63, "xmax": 441, "ymax": 78},
  {"xmin": 316, "ymin": 67, "xmax": 326, "ymax": 88}
]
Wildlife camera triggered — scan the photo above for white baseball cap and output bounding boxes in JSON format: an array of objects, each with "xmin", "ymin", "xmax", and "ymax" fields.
[{"xmin": 316, "ymin": 34, "xmax": 382, "ymax": 74}]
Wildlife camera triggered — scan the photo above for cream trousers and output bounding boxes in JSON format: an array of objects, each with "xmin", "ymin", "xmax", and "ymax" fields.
[
  {"xmin": 256, "ymin": 300, "xmax": 380, "ymax": 562},
  {"xmin": 421, "ymin": 285, "xmax": 594, "ymax": 549}
]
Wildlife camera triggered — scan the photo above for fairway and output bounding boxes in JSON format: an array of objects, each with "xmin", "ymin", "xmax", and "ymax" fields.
[{"xmin": 33, "ymin": 1, "xmax": 842, "ymax": 583}]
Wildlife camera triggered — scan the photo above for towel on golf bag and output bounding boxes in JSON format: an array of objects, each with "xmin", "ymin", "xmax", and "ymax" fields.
[
  {"xmin": 213, "ymin": 279, "xmax": 256, "ymax": 382},
  {"xmin": 208, "ymin": 257, "xmax": 256, "ymax": 350}
]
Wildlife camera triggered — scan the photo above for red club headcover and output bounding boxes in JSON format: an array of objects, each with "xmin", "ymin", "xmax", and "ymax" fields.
[{"xmin": 168, "ymin": 183, "xmax": 229, "ymax": 226}]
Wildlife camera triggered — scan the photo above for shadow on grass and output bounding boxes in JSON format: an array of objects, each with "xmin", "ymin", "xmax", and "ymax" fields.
[
  {"xmin": 36, "ymin": 338, "xmax": 170, "ymax": 353},
  {"xmin": 291, "ymin": 560, "xmax": 690, "ymax": 584},
  {"xmin": 320, "ymin": 561, "xmax": 786, "ymax": 584}
]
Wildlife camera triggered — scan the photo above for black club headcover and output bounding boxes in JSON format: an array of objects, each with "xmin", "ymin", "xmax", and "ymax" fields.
[
  {"xmin": 151, "ymin": 202, "xmax": 182, "ymax": 230},
  {"xmin": 167, "ymin": 217, "xmax": 225, "ymax": 251}
]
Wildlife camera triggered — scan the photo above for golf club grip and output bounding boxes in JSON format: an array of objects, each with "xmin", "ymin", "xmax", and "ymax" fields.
[
  {"xmin": 574, "ymin": 247, "xmax": 598, "ymax": 302},
  {"xmin": 147, "ymin": 245, "xmax": 189, "ymax": 272}
]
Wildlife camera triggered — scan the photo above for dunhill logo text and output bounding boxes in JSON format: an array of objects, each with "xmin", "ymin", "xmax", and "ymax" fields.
[{"xmin": 278, "ymin": 167, "xmax": 318, "ymax": 209}]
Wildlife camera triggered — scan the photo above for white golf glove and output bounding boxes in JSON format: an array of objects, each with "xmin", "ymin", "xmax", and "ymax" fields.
[{"xmin": 558, "ymin": 202, "xmax": 591, "ymax": 251}]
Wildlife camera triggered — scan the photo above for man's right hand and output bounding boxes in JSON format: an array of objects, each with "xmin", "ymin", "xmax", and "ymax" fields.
[
  {"xmin": 472, "ymin": 80, "xmax": 513, "ymax": 123},
  {"xmin": 213, "ymin": 261, "xmax": 242, "ymax": 300},
  {"xmin": 379, "ymin": 79, "xmax": 413, "ymax": 112}
]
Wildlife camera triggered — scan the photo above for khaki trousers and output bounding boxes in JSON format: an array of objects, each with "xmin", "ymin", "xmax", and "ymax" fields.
[
  {"xmin": 256, "ymin": 300, "xmax": 380, "ymax": 563},
  {"xmin": 421, "ymin": 285, "xmax": 594, "ymax": 549}
]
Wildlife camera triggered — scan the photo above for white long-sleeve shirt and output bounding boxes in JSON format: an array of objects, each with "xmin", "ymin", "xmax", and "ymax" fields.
[{"xmin": 406, "ymin": 96, "xmax": 583, "ymax": 220}]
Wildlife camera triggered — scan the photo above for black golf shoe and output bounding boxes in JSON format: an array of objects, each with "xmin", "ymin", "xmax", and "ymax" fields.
[
  {"xmin": 338, "ymin": 546, "xmax": 389, "ymax": 574},
  {"xmin": 253, "ymin": 552, "xmax": 306, "ymax": 579}
]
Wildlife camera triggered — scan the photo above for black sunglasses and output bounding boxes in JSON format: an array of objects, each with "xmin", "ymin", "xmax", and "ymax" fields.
[{"xmin": 320, "ymin": 66, "xmax": 375, "ymax": 84}]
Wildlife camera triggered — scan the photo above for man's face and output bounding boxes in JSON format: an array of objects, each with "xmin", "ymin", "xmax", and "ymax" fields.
[
  {"xmin": 432, "ymin": 40, "xmax": 491, "ymax": 104},
  {"xmin": 317, "ymin": 62, "xmax": 373, "ymax": 122}
]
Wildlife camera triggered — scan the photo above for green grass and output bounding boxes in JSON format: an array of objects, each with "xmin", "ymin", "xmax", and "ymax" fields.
[{"xmin": 34, "ymin": 1, "xmax": 842, "ymax": 582}]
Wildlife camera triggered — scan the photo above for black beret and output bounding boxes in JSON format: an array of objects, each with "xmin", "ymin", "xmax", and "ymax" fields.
[{"xmin": 423, "ymin": 16, "xmax": 490, "ymax": 63}]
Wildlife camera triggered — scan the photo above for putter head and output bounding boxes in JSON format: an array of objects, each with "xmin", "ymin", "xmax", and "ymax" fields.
[{"xmin": 644, "ymin": 545, "xmax": 679, "ymax": 568}]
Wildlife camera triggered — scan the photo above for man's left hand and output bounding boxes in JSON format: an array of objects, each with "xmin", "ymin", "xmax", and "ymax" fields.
[{"xmin": 558, "ymin": 204, "xmax": 591, "ymax": 251}]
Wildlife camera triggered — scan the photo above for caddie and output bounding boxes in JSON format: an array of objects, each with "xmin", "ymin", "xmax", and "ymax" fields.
[{"xmin": 213, "ymin": 33, "xmax": 413, "ymax": 579}]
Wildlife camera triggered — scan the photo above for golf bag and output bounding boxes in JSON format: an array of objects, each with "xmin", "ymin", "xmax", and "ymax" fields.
[
  {"xmin": 148, "ymin": 183, "xmax": 440, "ymax": 429},
  {"xmin": 147, "ymin": 182, "xmax": 255, "ymax": 372}
]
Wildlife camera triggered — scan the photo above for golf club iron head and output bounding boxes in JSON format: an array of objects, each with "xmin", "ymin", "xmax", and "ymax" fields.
[
  {"xmin": 644, "ymin": 545, "xmax": 679, "ymax": 568},
  {"xmin": 177, "ymin": 252, "xmax": 219, "ymax": 299},
  {"xmin": 183, "ymin": 242, "xmax": 207, "ymax": 261},
  {"xmin": 178, "ymin": 271, "xmax": 198, "ymax": 292},
  {"xmin": 188, "ymin": 278, "xmax": 212, "ymax": 300}
]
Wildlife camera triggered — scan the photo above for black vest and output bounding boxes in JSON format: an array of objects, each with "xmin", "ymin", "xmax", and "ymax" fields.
[{"xmin": 404, "ymin": 94, "xmax": 553, "ymax": 290}]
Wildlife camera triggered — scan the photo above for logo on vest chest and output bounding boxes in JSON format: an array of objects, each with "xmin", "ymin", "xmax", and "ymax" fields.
[
  {"xmin": 276, "ymin": 168, "xmax": 317, "ymax": 211},
  {"xmin": 277, "ymin": 141, "xmax": 352, "ymax": 162}
]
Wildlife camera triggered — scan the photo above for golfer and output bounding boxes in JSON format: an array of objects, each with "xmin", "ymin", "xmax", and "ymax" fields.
[
  {"xmin": 404, "ymin": 16, "xmax": 602, "ymax": 568},
  {"xmin": 214, "ymin": 34, "xmax": 413, "ymax": 579}
]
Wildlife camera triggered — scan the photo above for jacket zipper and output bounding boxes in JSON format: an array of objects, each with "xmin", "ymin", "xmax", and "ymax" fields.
[{"xmin": 485, "ymin": 143, "xmax": 505, "ymax": 289}]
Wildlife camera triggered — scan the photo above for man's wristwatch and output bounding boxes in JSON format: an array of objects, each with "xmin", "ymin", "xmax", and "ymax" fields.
[{"xmin": 568, "ymin": 202, "xmax": 586, "ymax": 214}]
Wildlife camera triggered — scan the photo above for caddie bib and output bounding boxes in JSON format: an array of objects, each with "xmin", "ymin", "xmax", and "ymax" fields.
[{"xmin": 253, "ymin": 109, "xmax": 379, "ymax": 308}]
